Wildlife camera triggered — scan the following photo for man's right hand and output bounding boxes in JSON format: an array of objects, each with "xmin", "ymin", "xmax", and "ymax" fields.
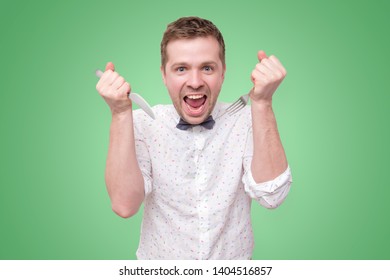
[{"xmin": 96, "ymin": 62, "xmax": 132, "ymax": 115}]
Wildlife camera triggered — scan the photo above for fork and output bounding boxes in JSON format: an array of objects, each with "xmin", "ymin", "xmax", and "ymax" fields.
[{"xmin": 225, "ymin": 93, "xmax": 250, "ymax": 116}]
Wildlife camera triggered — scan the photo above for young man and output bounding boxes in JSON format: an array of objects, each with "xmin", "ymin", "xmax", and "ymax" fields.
[{"xmin": 96, "ymin": 16, "xmax": 292, "ymax": 259}]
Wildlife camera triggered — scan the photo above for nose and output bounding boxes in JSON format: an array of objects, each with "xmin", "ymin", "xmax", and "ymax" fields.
[{"xmin": 187, "ymin": 70, "xmax": 204, "ymax": 90}]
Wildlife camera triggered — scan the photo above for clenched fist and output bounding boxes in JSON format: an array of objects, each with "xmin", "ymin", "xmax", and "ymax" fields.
[
  {"xmin": 96, "ymin": 62, "xmax": 132, "ymax": 115},
  {"xmin": 250, "ymin": 51, "xmax": 287, "ymax": 105}
]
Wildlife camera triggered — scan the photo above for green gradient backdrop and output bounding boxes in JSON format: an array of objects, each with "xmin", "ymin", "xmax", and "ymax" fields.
[{"xmin": 1, "ymin": 0, "xmax": 389, "ymax": 259}]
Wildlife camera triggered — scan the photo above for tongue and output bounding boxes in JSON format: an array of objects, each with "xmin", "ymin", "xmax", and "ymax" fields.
[{"xmin": 185, "ymin": 96, "xmax": 206, "ymax": 108}]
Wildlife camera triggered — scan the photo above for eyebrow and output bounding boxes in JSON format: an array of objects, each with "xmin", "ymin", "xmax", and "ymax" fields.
[
  {"xmin": 170, "ymin": 62, "xmax": 189, "ymax": 69},
  {"xmin": 170, "ymin": 61, "xmax": 219, "ymax": 69},
  {"xmin": 201, "ymin": 61, "xmax": 218, "ymax": 67}
]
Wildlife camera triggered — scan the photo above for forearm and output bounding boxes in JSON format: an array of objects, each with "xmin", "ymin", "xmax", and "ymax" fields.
[
  {"xmin": 105, "ymin": 111, "xmax": 145, "ymax": 218},
  {"xmin": 250, "ymin": 101, "xmax": 288, "ymax": 183}
]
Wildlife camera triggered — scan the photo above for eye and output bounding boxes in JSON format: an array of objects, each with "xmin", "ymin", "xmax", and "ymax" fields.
[
  {"xmin": 176, "ymin": 66, "xmax": 186, "ymax": 72},
  {"xmin": 203, "ymin": 65, "xmax": 213, "ymax": 72}
]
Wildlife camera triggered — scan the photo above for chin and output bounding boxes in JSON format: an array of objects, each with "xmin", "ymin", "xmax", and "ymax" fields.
[{"xmin": 183, "ymin": 115, "xmax": 207, "ymax": 125}]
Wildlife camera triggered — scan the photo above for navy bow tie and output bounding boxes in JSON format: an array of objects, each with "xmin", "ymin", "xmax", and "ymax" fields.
[{"xmin": 176, "ymin": 115, "xmax": 215, "ymax": 130}]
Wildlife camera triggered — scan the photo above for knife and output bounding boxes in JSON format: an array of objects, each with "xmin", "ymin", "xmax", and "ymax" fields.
[{"xmin": 95, "ymin": 69, "xmax": 156, "ymax": 120}]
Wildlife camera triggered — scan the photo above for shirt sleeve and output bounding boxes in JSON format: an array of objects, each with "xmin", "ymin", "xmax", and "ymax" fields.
[
  {"xmin": 134, "ymin": 138, "xmax": 153, "ymax": 196},
  {"xmin": 133, "ymin": 111, "xmax": 153, "ymax": 197},
  {"xmin": 242, "ymin": 165, "xmax": 292, "ymax": 209}
]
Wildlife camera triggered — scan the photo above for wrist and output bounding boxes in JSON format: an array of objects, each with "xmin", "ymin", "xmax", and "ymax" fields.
[
  {"xmin": 251, "ymin": 99, "xmax": 273, "ymax": 111},
  {"xmin": 249, "ymin": 90, "xmax": 273, "ymax": 107},
  {"xmin": 111, "ymin": 109, "xmax": 133, "ymax": 122}
]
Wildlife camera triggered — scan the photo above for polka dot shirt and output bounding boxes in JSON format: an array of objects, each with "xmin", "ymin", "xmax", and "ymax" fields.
[{"xmin": 132, "ymin": 102, "xmax": 292, "ymax": 259}]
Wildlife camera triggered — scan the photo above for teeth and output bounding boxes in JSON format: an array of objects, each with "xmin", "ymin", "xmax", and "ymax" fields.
[{"xmin": 187, "ymin": 94, "xmax": 204, "ymax": 99}]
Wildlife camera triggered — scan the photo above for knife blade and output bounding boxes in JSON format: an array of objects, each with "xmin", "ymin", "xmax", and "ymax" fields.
[{"xmin": 95, "ymin": 69, "xmax": 155, "ymax": 120}]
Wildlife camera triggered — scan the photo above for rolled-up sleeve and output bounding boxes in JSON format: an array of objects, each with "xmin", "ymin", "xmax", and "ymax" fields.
[
  {"xmin": 134, "ymin": 138, "xmax": 153, "ymax": 196},
  {"xmin": 242, "ymin": 166, "xmax": 292, "ymax": 209},
  {"xmin": 133, "ymin": 112, "xmax": 153, "ymax": 197}
]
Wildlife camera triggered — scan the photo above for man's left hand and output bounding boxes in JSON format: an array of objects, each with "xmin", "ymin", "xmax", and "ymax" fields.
[{"xmin": 250, "ymin": 50, "xmax": 287, "ymax": 105}]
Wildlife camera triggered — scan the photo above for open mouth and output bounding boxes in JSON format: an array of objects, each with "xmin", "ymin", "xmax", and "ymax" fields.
[{"xmin": 183, "ymin": 94, "xmax": 207, "ymax": 116}]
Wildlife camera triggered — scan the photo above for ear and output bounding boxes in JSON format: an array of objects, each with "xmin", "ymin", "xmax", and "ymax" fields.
[
  {"xmin": 160, "ymin": 65, "xmax": 167, "ymax": 86},
  {"xmin": 222, "ymin": 63, "xmax": 226, "ymax": 80}
]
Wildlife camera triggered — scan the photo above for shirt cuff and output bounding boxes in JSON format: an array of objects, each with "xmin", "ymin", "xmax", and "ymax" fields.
[{"xmin": 242, "ymin": 165, "xmax": 292, "ymax": 209}]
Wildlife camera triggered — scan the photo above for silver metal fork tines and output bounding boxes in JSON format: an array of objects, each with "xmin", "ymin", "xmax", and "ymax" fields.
[{"xmin": 225, "ymin": 93, "xmax": 250, "ymax": 116}]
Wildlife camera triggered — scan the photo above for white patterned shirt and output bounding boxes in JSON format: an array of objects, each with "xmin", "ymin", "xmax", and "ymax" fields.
[{"xmin": 132, "ymin": 102, "xmax": 292, "ymax": 259}]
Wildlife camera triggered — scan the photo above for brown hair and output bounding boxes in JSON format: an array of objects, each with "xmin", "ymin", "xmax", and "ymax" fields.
[{"xmin": 160, "ymin": 16, "xmax": 225, "ymax": 69}]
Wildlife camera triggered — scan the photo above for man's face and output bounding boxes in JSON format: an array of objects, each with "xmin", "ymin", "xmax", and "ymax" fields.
[{"xmin": 161, "ymin": 36, "xmax": 226, "ymax": 124}]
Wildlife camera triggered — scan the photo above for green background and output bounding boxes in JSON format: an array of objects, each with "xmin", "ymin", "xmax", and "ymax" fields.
[{"xmin": 1, "ymin": 0, "xmax": 389, "ymax": 259}]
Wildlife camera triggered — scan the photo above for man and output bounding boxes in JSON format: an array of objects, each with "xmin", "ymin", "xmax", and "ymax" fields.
[{"xmin": 96, "ymin": 16, "xmax": 292, "ymax": 259}]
